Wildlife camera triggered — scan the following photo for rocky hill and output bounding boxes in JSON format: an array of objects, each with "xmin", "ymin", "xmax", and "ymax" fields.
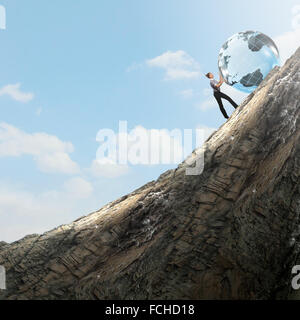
[{"xmin": 0, "ymin": 47, "xmax": 299, "ymax": 300}]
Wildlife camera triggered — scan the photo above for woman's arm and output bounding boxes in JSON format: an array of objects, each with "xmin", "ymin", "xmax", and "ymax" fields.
[{"xmin": 216, "ymin": 72, "xmax": 224, "ymax": 88}]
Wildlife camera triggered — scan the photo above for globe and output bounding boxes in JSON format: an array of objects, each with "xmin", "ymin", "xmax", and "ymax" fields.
[{"xmin": 218, "ymin": 31, "xmax": 280, "ymax": 93}]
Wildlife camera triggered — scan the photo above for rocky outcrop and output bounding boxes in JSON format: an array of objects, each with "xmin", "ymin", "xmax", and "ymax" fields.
[{"xmin": 0, "ymin": 48, "xmax": 299, "ymax": 300}]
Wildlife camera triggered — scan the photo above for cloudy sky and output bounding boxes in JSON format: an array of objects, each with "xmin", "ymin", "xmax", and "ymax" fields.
[{"xmin": 0, "ymin": 0, "xmax": 299, "ymax": 242}]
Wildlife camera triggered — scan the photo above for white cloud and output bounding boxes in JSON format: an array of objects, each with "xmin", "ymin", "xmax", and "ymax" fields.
[
  {"xmin": 0, "ymin": 122, "xmax": 80, "ymax": 174},
  {"xmin": 274, "ymin": 5, "xmax": 300, "ymax": 64},
  {"xmin": 36, "ymin": 152, "xmax": 80, "ymax": 174},
  {"xmin": 274, "ymin": 29, "xmax": 300, "ymax": 64},
  {"xmin": 146, "ymin": 50, "xmax": 201, "ymax": 80},
  {"xmin": 0, "ymin": 179, "xmax": 96, "ymax": 243},
  {"xmin": 63, "ymin": 177, "xmax": 93, "ymax": 199},
  {"xmin": 90, "ymin": 159, "xmax": 129, "ymax": 179},
  {"xmin": 0, "ymin": 83, "xmax": 34, "ymax": 103},
  {"xmin": 0, "ymin": 188, "xmax": 42, "ymax": 218}
]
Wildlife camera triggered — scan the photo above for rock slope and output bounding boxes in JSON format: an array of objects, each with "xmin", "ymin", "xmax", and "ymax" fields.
[{"xmin": 0, "ymin": 47, "xmax": 300, "ymax": 300}]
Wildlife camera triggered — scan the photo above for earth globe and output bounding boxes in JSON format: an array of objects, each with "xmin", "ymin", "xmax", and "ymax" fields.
[{"xmin": 218, "ymin": 31, "xmax": 280, "ymax": 93}]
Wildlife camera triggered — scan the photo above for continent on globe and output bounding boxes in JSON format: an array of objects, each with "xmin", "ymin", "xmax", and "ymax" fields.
[
  {"xmin": 238, "ymin": 31, "xmax": 254, "ymax": 42},
  {"xmin": 218, "ymin": 31, "xmax": 280, "ymax": 93},
  {"xmin": 240, "ymin": 69, "xmax": 263, "ymax": 88},
  {"xmin": 248, "ymin": 33, "xmax": 279, "ymax": 53}
]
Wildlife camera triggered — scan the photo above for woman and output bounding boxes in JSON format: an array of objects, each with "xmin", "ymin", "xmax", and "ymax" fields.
[{"xmin": 205, "ymin": 72, "xmax": 238, "ymax": 119}]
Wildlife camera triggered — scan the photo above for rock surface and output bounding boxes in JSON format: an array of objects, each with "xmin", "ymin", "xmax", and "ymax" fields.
[{"xmin": 0, "ymin": 48, "xmax": 300, "ymax": 300}]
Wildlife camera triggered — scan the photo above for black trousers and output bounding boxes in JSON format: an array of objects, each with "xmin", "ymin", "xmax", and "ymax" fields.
[{"xmin": 213, "ymin": 91, "xmax": 238, "ymax": 119}]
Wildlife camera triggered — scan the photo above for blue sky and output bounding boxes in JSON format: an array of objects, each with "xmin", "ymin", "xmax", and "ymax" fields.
[{"xmin": 0, "ymin": 0, "xmax": 299, "ymax": 242}]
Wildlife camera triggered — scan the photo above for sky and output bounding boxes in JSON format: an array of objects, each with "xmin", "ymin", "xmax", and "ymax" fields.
[{"xmin": 0, "ymin": 0, "xmax": 299, "ymax": 242}]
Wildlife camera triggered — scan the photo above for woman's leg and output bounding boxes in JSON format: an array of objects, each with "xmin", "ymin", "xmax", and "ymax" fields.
[
  {"xmin": 214, "ymin": 93, "xmax": 229, "ymax": 119},
  {"xmin": 219, "ymin": 92, "xmax": 238, "ymax": 108}
]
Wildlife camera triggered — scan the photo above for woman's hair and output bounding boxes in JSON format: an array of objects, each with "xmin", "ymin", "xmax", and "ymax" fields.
[{"xmin": 205, "ymin": 73, "xmax": 211, "ymax": 78}]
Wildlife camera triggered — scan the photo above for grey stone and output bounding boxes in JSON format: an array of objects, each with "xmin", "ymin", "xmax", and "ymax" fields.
[{"xmin": 0, "ymin": 47, "xmax": 300, "ymax": 300}]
